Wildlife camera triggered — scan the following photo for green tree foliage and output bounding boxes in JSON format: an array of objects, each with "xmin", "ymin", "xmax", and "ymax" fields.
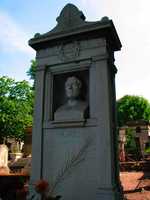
[
  {"xmin": 0, "ymin": 76, "xmax": 34, "ymax": 141},
  {"xmin": 26, "ymin": 60, "xmax": 37, "ymax": 86},
  {"xmin": 145, "ymin": 142, "xmax": 150, "ymax": 153},
  {"xmin": 117, "ymin": 95, "xmax": 150, "ymax": 127}
]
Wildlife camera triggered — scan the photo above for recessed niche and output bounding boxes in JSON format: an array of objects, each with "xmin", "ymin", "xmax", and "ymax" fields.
[{"xmin": 52, "ymin": 70, "xmax": 89, "ymax": 121}]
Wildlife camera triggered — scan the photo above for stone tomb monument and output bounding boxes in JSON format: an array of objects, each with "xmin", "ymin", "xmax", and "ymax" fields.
[{"xmin": 29, "ymin": 4, "xmax": 122, "ymax": 200}]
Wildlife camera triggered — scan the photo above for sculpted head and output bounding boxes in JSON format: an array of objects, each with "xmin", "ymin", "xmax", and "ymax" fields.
[{"xmin": 65, "ymin": 76, "xmax": 82, "ymax": 99}]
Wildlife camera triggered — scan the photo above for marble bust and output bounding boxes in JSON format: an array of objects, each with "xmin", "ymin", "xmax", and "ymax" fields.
[{"xmin": 54, "ymin": 76, "xmax": 88, "ymax": 121}]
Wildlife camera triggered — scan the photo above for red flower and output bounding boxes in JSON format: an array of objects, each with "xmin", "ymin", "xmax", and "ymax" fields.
[{"xmin": 34, "ymin": 180, "xmax": 49, "ymax": 194}]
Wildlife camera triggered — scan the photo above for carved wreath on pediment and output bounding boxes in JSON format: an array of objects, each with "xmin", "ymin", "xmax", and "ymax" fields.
[{"xmin": 57, "ymin": 41, "xmax": 80, "ymax": 61}]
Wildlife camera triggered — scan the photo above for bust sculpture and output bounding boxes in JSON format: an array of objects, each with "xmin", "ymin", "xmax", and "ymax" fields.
[{"xmin": 54, "ymin": 76, "xmax": 88, "ymax": 121}]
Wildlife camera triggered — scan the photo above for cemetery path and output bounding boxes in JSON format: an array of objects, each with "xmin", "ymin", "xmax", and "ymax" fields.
[{"xmin": 120, "ymin": 172, "xmax": 150, "ymax": 200}]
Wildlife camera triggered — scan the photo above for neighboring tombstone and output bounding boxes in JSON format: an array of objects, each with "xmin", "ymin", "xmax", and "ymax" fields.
[
  {"xmin": 9, "ymin": 141, "xmax": 23, "ymax": 161},
  {"xmin": 119, "ymin": 127, "xmax": 126, "ymax": 162},
  {"xmin": 126, "ymin": 120, "xmax": 150, "ymax": 158},
  {"xmin": 29, "ymin": 4, "xmax": 123, "ymax": 200},
  {"xmin": 0, "ymin": 144, "xmax": 9, "ymax": 174},
  {"xmin": 21, "ymin": 155, "xmax": 32, "ymax": 174},
  {"xmin": 23, "ymin": 127, "xmax": 32, "ymax": 157}
]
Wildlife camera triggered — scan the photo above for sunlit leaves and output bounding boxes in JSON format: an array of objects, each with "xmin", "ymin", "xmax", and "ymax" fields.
[
  {"xmin": 117, "ymin": 95, "xmax": 150, "ymax": 126},
  {"xmin": 0, "ymin": 76, "xmax": 34, "ymax": 141}
]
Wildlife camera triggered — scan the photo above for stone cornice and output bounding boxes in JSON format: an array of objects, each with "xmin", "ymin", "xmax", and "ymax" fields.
[{"xmin": 29, "ymin": 4, "xmax": 121, "ymax": 52}]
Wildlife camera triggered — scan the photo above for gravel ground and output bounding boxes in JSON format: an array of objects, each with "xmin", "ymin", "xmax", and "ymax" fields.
[
  {"xmin": 120, "ymin": 172, "xmax": 150, "ymax": 200},
  {"xmin": 124, "ymin": 191, "xmax": 150, "ymax": 200}
]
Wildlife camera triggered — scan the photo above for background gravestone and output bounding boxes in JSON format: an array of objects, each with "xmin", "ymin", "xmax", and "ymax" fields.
[
  {"xmin": 0, "ymin": 144, "xmax": 9, "ymax": 174},
  {"xmin": 29, "ymin": 4, "xmax": 123, "ymax": 200}
]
